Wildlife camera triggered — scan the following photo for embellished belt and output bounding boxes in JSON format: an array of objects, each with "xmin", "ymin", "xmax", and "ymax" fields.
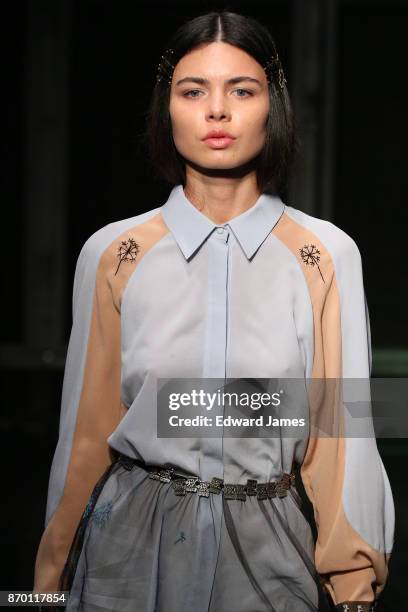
[{"xmin": 118, "ymin": 453, "xmax": 295, "ymax": 501}]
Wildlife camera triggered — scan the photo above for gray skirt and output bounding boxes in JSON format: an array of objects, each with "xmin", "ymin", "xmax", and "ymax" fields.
[{"xmin": 59, "ymin": 452, "xmax": 335, "ymax": 612}]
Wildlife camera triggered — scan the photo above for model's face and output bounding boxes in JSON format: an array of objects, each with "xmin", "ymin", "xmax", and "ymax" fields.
[{"xmin": 169, "ymin": 42, "xmax": 270, "ymax": 172}]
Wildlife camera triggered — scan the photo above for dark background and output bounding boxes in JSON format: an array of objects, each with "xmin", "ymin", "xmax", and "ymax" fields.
[{"xmin": 1, "ymin": 0, "xmax": 406, "ymax": 609}]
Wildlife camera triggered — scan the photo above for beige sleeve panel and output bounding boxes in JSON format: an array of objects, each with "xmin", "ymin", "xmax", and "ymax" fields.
[
  {"xmin": 33, "ymin": 242, "xmax": 122, "ymax": 592},
  {"xmin": 274, "ymin": 212, "xmax": 394, "ymax": 606},
  {"xmin": 33, "ymin": 213, "xmax": 169, "ymax": 593}
]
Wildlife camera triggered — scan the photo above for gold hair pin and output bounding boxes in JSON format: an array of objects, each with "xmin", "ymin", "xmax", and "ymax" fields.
[
  {"xmin": 263, "ymin": 52, "xmax": 287, "ymax": 91},
  {"xmin": 156, "ymin": 48, "xmax": 175, "ymax": 85}
]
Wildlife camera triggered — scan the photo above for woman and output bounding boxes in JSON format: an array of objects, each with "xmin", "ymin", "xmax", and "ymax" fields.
[{"xmin": 33, "ymin": 10, "xmax": 394, "ymax": 612}]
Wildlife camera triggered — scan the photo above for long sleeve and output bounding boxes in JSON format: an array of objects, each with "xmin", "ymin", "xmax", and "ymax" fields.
[
  {"xmin": 300, "ymin": 234, "xmax": 395, "ymax": 607},
  {"xmin": 33, "ymin": 233, "xmax": 125, "ymax": 593}
]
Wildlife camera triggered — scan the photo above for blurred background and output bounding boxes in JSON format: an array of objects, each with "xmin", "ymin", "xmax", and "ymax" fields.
[{"xmin": 1, "ymin": 0, "xmax": 406, "ymax": 608}]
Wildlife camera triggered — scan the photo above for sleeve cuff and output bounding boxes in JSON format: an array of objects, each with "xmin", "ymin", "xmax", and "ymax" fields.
[{"xmin": 324, "ymin": 565, "xmax": 382, "ymax": 604}]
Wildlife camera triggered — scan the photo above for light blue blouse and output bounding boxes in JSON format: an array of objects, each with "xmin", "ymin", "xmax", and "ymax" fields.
[{"xmin": 41, "ymin": 184, "xmax": 394, "ymax": 604}]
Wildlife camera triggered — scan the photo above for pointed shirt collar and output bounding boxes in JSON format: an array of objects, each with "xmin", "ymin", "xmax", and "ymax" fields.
[{"xmin": 160, "ymin": 185, "xmax": 285, "ymax": 261}]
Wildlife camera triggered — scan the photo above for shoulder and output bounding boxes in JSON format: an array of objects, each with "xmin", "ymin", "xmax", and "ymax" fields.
[
  {"xmin": 78, "ymin": 206, "xmax": 162, "ymax": 264},
  {"xmin": 71, "ymin": 206, "xmax": 162, "ymax": 302},
  {"xmin": 283, "ymin": 203, "xmax": 363, "ymax": 271}
]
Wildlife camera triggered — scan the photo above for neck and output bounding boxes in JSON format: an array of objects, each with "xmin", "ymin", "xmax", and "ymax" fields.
[{"xmin": 183, "ymin": 163, "xmax": 262, "ymax": 225}]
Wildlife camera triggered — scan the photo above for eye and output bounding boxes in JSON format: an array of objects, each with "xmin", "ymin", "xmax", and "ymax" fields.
[
  {"xmin": 183, "ymin": 89, "xmax": 204, "ymax": 98},
  {"xmin": 233, "ymin": 88, "xmax": 253, "ymax": 97}
]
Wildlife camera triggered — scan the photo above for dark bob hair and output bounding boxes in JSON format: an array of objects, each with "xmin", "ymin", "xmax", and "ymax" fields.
[{"xmin": 144, "ymin": 10, "xmax": 299, "ymax": 195}]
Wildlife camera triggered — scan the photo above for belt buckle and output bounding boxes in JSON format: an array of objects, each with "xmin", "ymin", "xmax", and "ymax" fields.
[
  {"xmin": 148, "ymin": 469, "xmax": 161, "ymax": 481},
  {"xmin": 256, "ymin": 482, "xmax": 268, "ymax": 500},
  {"xmin": 149, "ymin": 467, "xmax": 175, "ymax": 482},
  {"xmin": 266, "ymin": 481, "xmax": 277, "ymax": 498},
  {"xmin": 246, "ymin": 479, "xmax": 257, "ymax": 496},
  {"xmin": 277, "ymin": 473, "xmax": 292, "ymax": 497},
  {"xmin": 208, "ymin": 477, "xmax": 224, "ymax": 494},
  {"xmin": 197, "ymin": 481, "xmax": 210, "ymax": 497},
  {"xmin": 224, "ymin": 483, "xmax": 247, "ymax": 501},
  {"xmin": 184, "ymin": 477, "xmax": 199, "ymax": 493},
  {"xmin": 276, "ymin": 480, "xmax": 289, "ymax": 498},
  {"xmin": 159, "ymin": 468, "xmax": 175, "ymax": 482},
  {"xmin": 172, "ymin": 479, "xmax": 187, "ymax": 496}
]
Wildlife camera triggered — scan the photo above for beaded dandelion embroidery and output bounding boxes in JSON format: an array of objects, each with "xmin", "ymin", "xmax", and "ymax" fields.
[
  {"xmin": 115, "ymin": 237, "xmax": 140, "ymax": 276},
  {"xmin": 299, "ymin": 244, "xmax": 325, "ymax": 283}
]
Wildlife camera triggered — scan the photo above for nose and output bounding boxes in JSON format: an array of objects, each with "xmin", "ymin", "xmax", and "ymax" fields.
[{"xmin": 205, "ymin": 90, "xmax": 231, "ymax": 122}]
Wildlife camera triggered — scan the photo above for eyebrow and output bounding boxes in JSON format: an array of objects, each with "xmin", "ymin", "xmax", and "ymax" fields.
[{"xmin": 174, "ymin": 76, "xmax": 262, "ymax": 87}]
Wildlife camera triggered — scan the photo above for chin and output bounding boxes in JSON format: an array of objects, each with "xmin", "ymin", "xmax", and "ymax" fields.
[
  {"xmin": 190, "ymin": 155, "xmax": 252, "ymax": 171},
  {"xmin": 202, "ymin": 160, "xmax": 241, "ymax": 170},
  {"xmin": 182, "ymin": 151, "xmax": 260, "ymax": 176}
]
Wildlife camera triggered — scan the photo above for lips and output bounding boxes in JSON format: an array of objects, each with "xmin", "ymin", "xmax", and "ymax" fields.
[
  {"xmin": 202, "ymin": 130, "xmax": 236, "ymax": 149},
  {"xmin": 203, "ymin": 130, "xmax": 235, "ymax": 139}
]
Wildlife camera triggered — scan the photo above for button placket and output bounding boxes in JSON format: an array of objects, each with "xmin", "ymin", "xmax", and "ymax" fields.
[
  {"xmin": 214, "ymin": 225, "xmax": 230, "ymax": 242},
  {"xmin": 201, "ymin": 228, "xmax": 230, "ymax": 483}
]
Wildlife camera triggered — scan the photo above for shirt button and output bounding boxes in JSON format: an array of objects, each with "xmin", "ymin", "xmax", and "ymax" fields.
[{"xmin": 216, "ymin": 227, "xmax": 225, "ymax": 234}]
